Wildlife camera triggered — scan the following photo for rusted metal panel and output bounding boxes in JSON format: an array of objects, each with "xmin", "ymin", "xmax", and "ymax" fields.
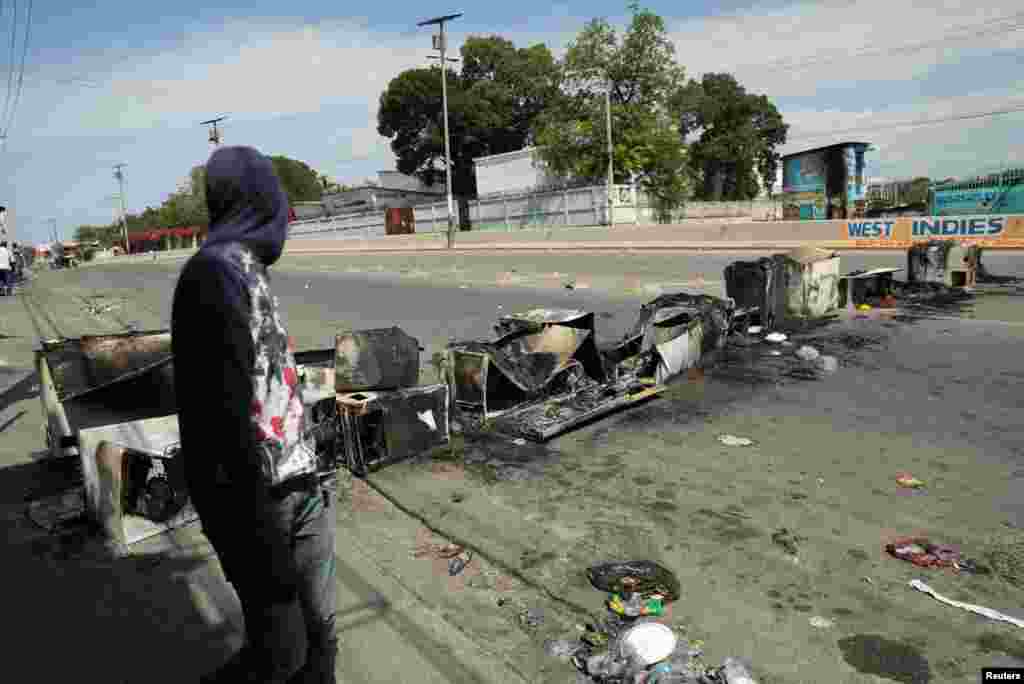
[
  {"xmin": 336, "ymin": 384, "xmax": 450, "ymax": 474},
  {"xmin": 39, "ymin": 330, "xmax": 172, "ymax": 401},
  {"xmin": 626, "ymin": 293, "xmax": 734, "ymax": 382},
  {"xmin": 775, "ymin": 250, "xmax": 841, "ymax": 318},
  {"xmin": 335, "ymin": 327, "xmax": 421, "ymax": 392},
  {"xmin": 724, "ymin": 258, "xmax": 785, "ymax": 330}
]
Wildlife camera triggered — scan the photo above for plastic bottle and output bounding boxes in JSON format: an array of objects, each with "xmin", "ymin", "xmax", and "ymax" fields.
[{"xmin": 721, "ymin": 657, "xmax": 758, "ymax": 684}]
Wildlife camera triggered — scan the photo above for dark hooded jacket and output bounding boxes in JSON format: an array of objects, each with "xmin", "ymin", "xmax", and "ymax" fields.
[{"xmin": 171, "ymin": 146, "xmax": 315, "ymax": 602}]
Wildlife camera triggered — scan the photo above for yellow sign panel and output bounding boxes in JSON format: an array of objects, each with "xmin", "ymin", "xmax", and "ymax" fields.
[{"xmin": 841, "ymin": 215, "xmax": 1024, "ymax": 248}]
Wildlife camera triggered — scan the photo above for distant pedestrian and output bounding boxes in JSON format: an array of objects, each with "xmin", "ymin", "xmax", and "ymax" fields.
[
  {"xmin": 0, "ymin": 241, "xmax": 11, "ymax": 295},
  {"xmin": 172, "ymin": 145, "xmax": 337, "ymax": 684}
]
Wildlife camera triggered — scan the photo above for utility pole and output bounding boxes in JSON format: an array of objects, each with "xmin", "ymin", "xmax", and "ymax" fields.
[
  {"xmin": 113, "ymin": 164, "xmax": 129, "ymax": 253},
  {"xmin": 417, "ymin": 13, "xmax": 462, "ymax": 249},
  {"xmin": 202, "ymin": 116, "xmax": 227, "ymax": 148},
  {"xmin": 606, "ymin": 82, "xmax": 615, "ymax": 228}
]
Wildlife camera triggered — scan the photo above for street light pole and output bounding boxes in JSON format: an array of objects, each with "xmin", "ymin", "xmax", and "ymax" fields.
[
  {"xmin": 114, "ymin": 164, "xmax": 129, "ymax": 253},
  {"xmin": 606, "ymin": 82, "xmax": 614, "ymax": 228},
  {"xmin": 417, "ymin": 13, "xmax": 462, "ymax": 249}
]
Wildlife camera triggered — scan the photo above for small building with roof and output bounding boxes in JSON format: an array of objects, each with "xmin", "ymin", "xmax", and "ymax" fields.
[{"xmin": 781, "ymin": 141, "xmax": 871, "ymax": 220}]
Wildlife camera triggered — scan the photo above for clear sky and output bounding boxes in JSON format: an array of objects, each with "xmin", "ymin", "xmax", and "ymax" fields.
[{"xmin": 2, "ymin": 0, "xmax": 1022, "ymax": 245}]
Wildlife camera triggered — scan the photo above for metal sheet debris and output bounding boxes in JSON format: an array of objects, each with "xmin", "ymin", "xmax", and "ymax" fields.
[
  {"xmin": 907, "ymin": 241, "xmax": 977, "ymax": 289},
  {"xmin": 336, "ymin": 384, "xmax": 450, "ymax": 475},
  {"xmin": 839, "ymin": 268, "xmax": 902, "ymax": 311},
  {"xmin": 335, "ymin": 327, "xmax": 421, "ymax": 392}
]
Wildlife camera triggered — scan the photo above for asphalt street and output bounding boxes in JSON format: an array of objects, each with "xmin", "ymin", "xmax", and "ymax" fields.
[{"xmin": 3, "ymin": 252, "xmax": 1024, "ymax": 683}]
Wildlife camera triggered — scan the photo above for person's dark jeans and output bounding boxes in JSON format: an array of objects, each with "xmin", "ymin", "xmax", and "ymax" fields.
[
  {"xmin": 203, "ymin": 474, "xmax": 338, "ymax": 684},
  {"xmin": 0, "ymin": 269, "xmax": 9, "ymax": 294}
]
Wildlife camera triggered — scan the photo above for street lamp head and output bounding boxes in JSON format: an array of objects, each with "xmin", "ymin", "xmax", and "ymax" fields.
[{"xmin": 417, "ymin": 12, "xmax": 462, "ymax": 26}]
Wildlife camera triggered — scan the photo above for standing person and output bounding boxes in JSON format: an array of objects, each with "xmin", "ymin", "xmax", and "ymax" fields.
[
  {"xmin": 0, "ymin": 241, "xmax": 11, "ymax": 296},
  {"xmin": 172, "ymin": 146, "xmax": 338, "ymax": 684}
]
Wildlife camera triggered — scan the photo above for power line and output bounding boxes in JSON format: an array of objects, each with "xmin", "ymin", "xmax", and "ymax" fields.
[
  {"xmin": 728, "ymin": 11, "xmax": 1024, "ymax": 74},
  {"xmin": 3, "ymin": 0, "xmax": 32, "ymax": 138},
  {"xmin": 786, "ymin": 103, "xmax": 1024, "ymax": 143},
  {"xmin": 2, "ymin": 0, "xmax": 18, "ymax": 130}
]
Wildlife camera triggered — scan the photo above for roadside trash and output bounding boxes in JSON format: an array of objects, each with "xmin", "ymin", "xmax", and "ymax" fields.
[
  {"xmin": 880, "ymin": 295, "xmax": 897, "ymax": 308},
  {"xmin": 335, "ymin": 326, "xmax": 421, "ymax": 392},
  {"xmin": 809, "ymin": 616, "xmax": 834, "ymax": 629},
  {"xmin": 955, "ymin": 558, "xmax": 992, "ymax": 575},
  {"xmin": 512, "ymin": 438, "xmax": 526, "ymax": 446},
  {"xmin": 620, "ymin": 622, "xmax": 678, "ymax": 666},
  {"xmin": 781, "ymin": 340, "xmax": 793, "ymax": 347},
  {"xmin": 817, "ymin": 355, "xmax": 838, "ymax": 373},
  {"xmin": 768, "ymin": 350, "xmax": 782, "ymax": 357},
  {"xmin": 885, "ymin": 537, "xmax": 975, "ymax": 569},
  {"xmin": 544, "ymin": 639, "xmax": 585, "ymax": 660},
  {"xmin": 840, "ymin": 268, "xmax": 902, "ymax": 311},
  {"xmin": 448, "ymin": 550, "xmax": 472, "ymax": 576},
  {"xmin": 857, "ymin": 304, "xmax": 872, "ymax": 312},
  {"xmin": 747, "ymin": 326, "xmax": 763, "ymax": 335},
  {"xmin": 413, "ymin": 541, "xmax": 464, "ymax": 560},
  {"xmin": 721, "ymin": 656, "xmax": 759, "ymax": 684},
  {"xmin": 895, "ymin": 473, "xmax": 925, "ymax": 489},
  {"xmin": 608, "ymin": 592, "xmax": 665, "ymax": 617},
  {"xmin": 795, "ymin": 345, "xmax": 820, "ymax": 362},
  {"xmin": 772, "ymin": 528, "xmax": 804, "ymax": 556},
  {"xmin": 909, "ymin": 579, "xmax": 1024, "ymax": 629},
  {"xmin": 587, "ymin": 560, "xmax": 682, "ymax": 602},
  {"xmin": 765, "ymin": 332, "xmax": 787, "ymax": 343},
  {"xmin": 718, "ymin": 435, "xmax": 754, "ymax": 447},
  {"xmin": 519, "ymin": 607, "xmax": 545, "ymax": 629}
]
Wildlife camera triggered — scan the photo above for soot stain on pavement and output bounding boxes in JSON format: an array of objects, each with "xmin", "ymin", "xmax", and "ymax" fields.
[{"xmin": 838, "ymin": 634, "xmax": 932, "ymax": 684}]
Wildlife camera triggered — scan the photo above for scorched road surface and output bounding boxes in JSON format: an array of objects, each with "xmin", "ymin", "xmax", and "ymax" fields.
[{"xmin": 2, "ymin": 257, "xmax": 1024, "ymax": 684}]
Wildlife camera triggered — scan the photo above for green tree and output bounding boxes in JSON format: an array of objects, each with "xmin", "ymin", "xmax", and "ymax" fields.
[
  {"xmin": 269, "ymin": 156, "xmax": 323, "ymax": 204},
  {"xmin": 906, "ymin": 177, "xmax": 931, "ymax": 206},
  {"xmin": 532, "ymin": 3, "xmax": 690, "ymax": 219},
  {"xmin": 672, "ymin": 72, "xmax": 788, "ymax": 201},
  {"xmin": 377, "ymin": 35, "xmax": 563, "ymax": 229}
]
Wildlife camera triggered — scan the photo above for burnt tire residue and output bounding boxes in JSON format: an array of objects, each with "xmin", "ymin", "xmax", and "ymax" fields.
[{"xmin": 838, "ymin": 634, "xmax": 931, "ymax": 684}]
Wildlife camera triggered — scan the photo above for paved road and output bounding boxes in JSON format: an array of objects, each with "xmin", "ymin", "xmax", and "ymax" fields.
[{"xmin": 3, "ymin": 256, "xmax": 1024, "ymax": 683}]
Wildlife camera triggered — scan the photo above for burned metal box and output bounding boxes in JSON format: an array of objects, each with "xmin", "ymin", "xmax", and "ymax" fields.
[
  {"xmin": 335, "ymin": 327, "xmax": 421, "ymax": 392},
  {"xmin": 33, "ymin": 330, "xmax": 193, "ymax": 547},
  {"xmin": 724, "ymin": 258, "xmax": 785, "ymax": 330},
  {"xmin": 907, "ymin": 241, "xmax": 977, "ymax": 288},
  {"xmin": 839, "ymin": 268, "xmax": 902, "ymax": 311},
  {"xmin": 336, "ymin": 384, "xmax": 449, "ymax": 475},
  {"xmin": 774, "ymin": 247, "xmax": 841, "ymax": 318},
  {"xmin": 618, "ymin": 293, "xmax": 734, "ymax": 384},
  {"xmin": 449, "ymin": 309, "xmax": 605, "ymax": 419}
]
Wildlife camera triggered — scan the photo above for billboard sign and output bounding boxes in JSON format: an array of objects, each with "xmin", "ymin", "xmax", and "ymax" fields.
[{"xmin": 842, "ymin": 214, "xmax": 1024, "ymax": 248}]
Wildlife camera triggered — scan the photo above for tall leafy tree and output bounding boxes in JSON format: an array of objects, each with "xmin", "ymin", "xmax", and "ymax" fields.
[
  {"xmin": 377, "ymin": 35, "xmax": 563, "ymax": 229},
  {"xmin": 532, "ymin": 3, "xmax": 690, "ymax": 219},
  {"xmin": 268, "ymin": 156, "xmax": 323, "ymax": 204},
  {"xmin": 672, "ymin": 73, "xmax": 788, "ymax": 201}
]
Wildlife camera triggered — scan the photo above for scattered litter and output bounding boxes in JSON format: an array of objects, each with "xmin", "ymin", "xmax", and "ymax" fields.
[
  {"xmin": 620, "ymin": 622, "xmax": 678, "ymax": 666},
  {"xmin": 862, "ymin": 577, "xmax": 874, "ymax": 585},
  {"xmin": 607, "ymin": 592, "xmax": 665, "ymax": 617},
  {"xmin": 512, "ymin": 438, "xmax": 526, "ymax": 446},
  {"xmin": 765, "ymin": 332, "xmax": 787, "ymax": 343},
  {"xmin": 884, "ymin": 537, "xmax": 985, "ymax": 570},
  {"xmin": 721, "ymin": 657, "xmax": 759, "ymax": 684},
  {"xmin": 768, "ymin": 350, "xmax": 782, "ymax": 357},
  {"xmin": 817, "ymin": 355, "xmax": 838, "ymax": 373},
  {"xmin": 857, "ymin": 304, "xmax": 872, "ymax": 311},
  {"xmin": 718, "ymin": 435, "xmax": 755, "ymax": 447},
  {"xmin": 909, "ymin": 579, "xmax": 1024, "ymax": 628},
  {"xmin": 895, "ymin": 473, "xmax": 925, "ymax": 489},
  {"xmin": 795, "ymin": 345, "xmax": 820, "ymax": 362},
  {"xmin": 519, "ymin": 607, "xmax": 545, "ymax": 629},
  {"xmin": 544, "ymin": 639, "xmax": 585, "ymax": 660},
  {"xmin": 305, "ymin": 282, "xmax": 311, "ymax": 289},
  {"xmin": 587, "ymin": 560, "xmax": 682, "ymax": 602},
  {"xmin": 781, "ymin": 340, "xmax": 793, "ymax": 347},
  {"xmin": 413, "ymin": 541, "xmax": 464, "ymax": 560},
  {"xmin": 809, "ymin": 616, "xmax": 834, "ymax": 629},
  {"xmin": 747, "ymin": 326, "xmax": 763, "ymax": 335},
  {"xmin": 771, "ymin": 528, "xmax": 805, "ymax": 556},
  {"xmin": 448, "ymin": 550, "xmax": 473, "ymax": 576}
]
